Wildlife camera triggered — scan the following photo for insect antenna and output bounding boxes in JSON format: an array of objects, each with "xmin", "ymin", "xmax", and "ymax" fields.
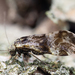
[
  {"xmin": 4, "ymin": 12, "xmax": 10, "ymax": 48},
  {"xmin": 0, "ymin": 12, "xmax": 10, "ymax": 52}
]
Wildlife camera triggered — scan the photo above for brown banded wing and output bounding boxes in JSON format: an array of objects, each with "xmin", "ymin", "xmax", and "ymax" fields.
[
  {"xmin": 47, "ymin": 30, "xmax": 75, "ymax": 56},
  {"xmin": 14, "ymin": 34, "xmax": 50, "ymax": 55}
]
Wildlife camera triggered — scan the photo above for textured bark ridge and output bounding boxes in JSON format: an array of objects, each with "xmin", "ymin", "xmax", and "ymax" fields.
[{"xmin": 11, "ymin": 30, "xmax": 75, "ymax": 56}]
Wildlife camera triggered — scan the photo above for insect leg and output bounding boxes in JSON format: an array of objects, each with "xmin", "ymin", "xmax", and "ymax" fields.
[
  {"xmin": 43, "ymin": 54, "xmax": 51, "ymax": 61},
  {"xmin": 28, "ymin": 52, "xmax": 47, "ymax": 65},
  {"xmin": 22, "ymin": 54, "xmax": 29, "ymax": 66}
]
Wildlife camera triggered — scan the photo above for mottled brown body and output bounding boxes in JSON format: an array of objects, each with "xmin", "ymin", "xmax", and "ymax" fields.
[{"xmin": 10, "ymin": 31, "xmax": 75, "ymax": 56}]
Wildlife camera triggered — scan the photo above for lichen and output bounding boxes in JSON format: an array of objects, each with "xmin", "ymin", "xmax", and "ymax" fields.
[{"xmin": 0, "ymin": 55, "xmax": 75, "ymax": 75}]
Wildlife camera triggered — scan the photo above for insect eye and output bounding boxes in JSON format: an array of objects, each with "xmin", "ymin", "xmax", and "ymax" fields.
[{"xmin": 10, "ymin": 50, "xmax": 16, "ymax": 56}]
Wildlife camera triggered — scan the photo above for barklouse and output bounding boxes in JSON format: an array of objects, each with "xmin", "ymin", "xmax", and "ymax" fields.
[{"xmin": 10, "ymin": 30, "xmax": 75, "ymax": 57}]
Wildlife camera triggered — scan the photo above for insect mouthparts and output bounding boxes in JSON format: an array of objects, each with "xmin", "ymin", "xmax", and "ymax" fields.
[{"xmin": 9, "ymin": 44, "xmax": 16, "ymax": 56}]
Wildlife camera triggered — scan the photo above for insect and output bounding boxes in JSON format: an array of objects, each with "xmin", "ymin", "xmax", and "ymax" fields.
[{"xmin": 9, "ymin": 30, "xmax": 75, "ymax": 58}]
